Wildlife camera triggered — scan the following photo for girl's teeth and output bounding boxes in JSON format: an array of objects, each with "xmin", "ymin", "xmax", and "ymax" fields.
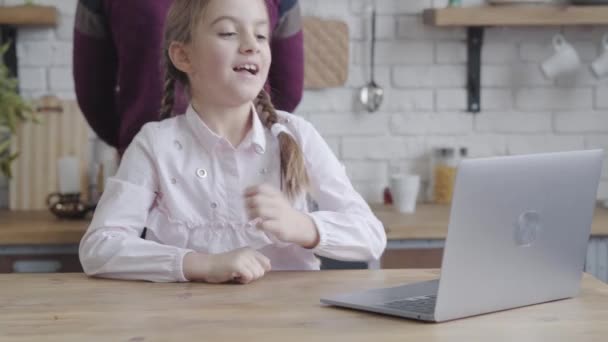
[{"xmin": 234, "ymin": 64, "xmax": 257, "ymax": 73}]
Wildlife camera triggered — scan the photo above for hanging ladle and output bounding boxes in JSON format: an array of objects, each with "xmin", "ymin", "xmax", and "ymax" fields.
[{"xmin": 359, "ymin": 7, "xmax": 383, "ymax": 113}]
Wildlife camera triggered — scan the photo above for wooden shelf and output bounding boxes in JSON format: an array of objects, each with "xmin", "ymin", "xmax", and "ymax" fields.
[
  {"xmin": 0, "ymin": 5, "xmax": 57, "ymax": 26},
  {"xmin": 423, "ymin": 5, "xmax": 608, "ymax": 113},
  {"xmin": 423, "ymin": 5, "xmax": 608, "ymax": 27}
]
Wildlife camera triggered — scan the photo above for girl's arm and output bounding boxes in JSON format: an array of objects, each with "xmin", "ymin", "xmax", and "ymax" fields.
[
  {"xmin": 296, "ymin": 118, "xmax": 387, "ymax": 262},
  {"xmin": 78, "ymin": 125, "xmax": 193, "ymax": 282}
]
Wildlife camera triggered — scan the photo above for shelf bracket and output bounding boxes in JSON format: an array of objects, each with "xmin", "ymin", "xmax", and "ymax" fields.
[
  {"xmin": 0, "ymin": 25, "xmax": 18, "ymax": 79},
  {"xmin": 467, "ymin": 27, "xmax": 484, "ymax": 114}
]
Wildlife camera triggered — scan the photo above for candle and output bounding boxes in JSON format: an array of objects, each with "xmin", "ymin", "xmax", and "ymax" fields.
[{"xmin": 57, "ymin": 156, "xmax": 81, "ymax": 194}]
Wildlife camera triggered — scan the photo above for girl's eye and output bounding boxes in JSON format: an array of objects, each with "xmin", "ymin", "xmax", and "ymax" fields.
[
  {"xmin": 219, "ymin": 32, "xmax": 236, "ymax": 38},
  {"xmin": 256, "ymin": 35, "xmax": 267, "ymax": 41}
]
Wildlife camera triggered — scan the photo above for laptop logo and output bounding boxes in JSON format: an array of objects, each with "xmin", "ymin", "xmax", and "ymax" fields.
[{"xmin": 514, "ymin": 210, "xmax": 542, "ymax": 247}]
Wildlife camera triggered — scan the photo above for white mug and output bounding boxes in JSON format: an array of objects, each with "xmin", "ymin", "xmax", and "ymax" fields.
[
  {"xmin": 541, "ymin": 34, "xmax": 581, "ymax": 80},
  {"xmin": 390, "ymin": 174, "xmax": 420, "ymax": 214},
  {"xmin": 591, "ymin": 34, "xmax": 608, "ymax": 79}
]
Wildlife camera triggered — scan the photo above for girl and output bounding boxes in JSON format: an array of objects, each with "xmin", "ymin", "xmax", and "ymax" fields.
[{"xmin": 79, "ymin": 0, "xmax": 386, "ymax": 283}]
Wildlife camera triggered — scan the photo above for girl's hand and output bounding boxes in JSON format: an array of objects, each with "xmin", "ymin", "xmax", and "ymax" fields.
[
  {"xmin": 184, "ymin": 248, "xmax": 271, "ymax": 284},
  {"xmin": 244, "ymin": 184, "xmax": 319, "ymax": 248}
]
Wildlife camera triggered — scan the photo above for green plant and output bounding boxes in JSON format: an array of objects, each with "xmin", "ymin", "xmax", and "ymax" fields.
[{"xmin": 0, "ymin": 41, "xmax": 35, "ymax": 178}]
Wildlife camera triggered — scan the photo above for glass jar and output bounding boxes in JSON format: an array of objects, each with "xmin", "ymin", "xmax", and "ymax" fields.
[{"xmin": 430, "ymin": 147, "xmax": 458, "ymax": 204}]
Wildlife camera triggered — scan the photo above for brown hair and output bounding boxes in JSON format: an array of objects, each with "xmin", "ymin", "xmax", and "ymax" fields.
[{"xmin": 160, "ymin": 0, "xmax": 308, "ymax": 198}]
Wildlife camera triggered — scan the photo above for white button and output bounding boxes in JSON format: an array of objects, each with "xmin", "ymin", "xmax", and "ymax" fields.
[
  {"xmin": 210, "ymin": 202, "xmax": 218, "ymax": 209},
  {"xmin": 174, "ymin": 140, "xmax": 183, "ymax": 150},
  {"xmin": 170, "ymin": 178, "xmax": 177, "ymax": 184},
  {"xmin": 254, "ymin": 145, "xmax": 264, "ymax": 154},
  {"xmin": 196, "ymin": 168, "xmax": 208, "ymax": 178},
  {"xmin": 285, "ymin": 118, "xmax": 291, "ymax": 123},
  {"xmin": 260, "ymin": 168, "xmax": 268, "ymax": 175}
]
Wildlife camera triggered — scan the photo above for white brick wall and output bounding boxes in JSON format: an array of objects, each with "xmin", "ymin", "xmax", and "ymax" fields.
[
  {"xmin": 598, "ymin": 88, "xmax": 608, "ymax": 108},
  {"xmin": 1, "ymin": 0, "xmax": 608, "ymax": 209},
  {"xmin": 436, "ymin": 41, "xmax": 466, "ymax": 63},
  {"xmin": 436, "ymin": 89, "xmax": 466, "ymax": 110},
  {"xmin": 382, "ymin": 89, "xmax": 434, "ymax": 111},
  {"xmin": 18, "ymin": 67, "xmax": 47, "ymax": 90},
  {"xmin": 393, "ymin": 65, "xmax": 466, "ymax": 88},
  {"xmin": 309, "ymin": 113, "xmax": 391, "ymax": 136},
  {"xmin": 475, "ymin": 112, "xmax": 553, "ymax": 134},
  {"xmin": 555, "ymin": 112, "xmax": 608, "ymax": 133},
  {"xmin": 391, "ymin": 113, "xmax": 473, "ymax": 135},
  {"xmin": 481, "ymin": 65, "xmax": 551, "ymax": 87},
  {"xmin": 507, "ymin": 135, "xmax": 586, "ymax": 155},
  {"xmin": 516, "ymin": 88, "xmax": 594, "ymax": 111},
  {"xmin": 11, "ymin": 0, "xmax": 78, "ymax": 96}
]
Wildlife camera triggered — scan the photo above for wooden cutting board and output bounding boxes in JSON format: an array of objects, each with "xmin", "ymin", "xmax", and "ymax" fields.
[
  {"xmin": 303, "ymin": 17, "xmax": 350, "ymax": 89},
  {"xmin": 9, "ymin": 96, "xmax": 90, "ymax": 211}
]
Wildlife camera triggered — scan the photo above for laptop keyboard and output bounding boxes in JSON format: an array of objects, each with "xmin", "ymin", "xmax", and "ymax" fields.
[{"xmin": 381, "ymin": 295, "xmax": 437, "ymax": 314}]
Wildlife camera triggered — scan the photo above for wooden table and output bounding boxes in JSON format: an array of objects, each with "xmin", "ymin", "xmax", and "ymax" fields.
[
  {"xmin": 1, "ymin": 270, "xmax": 607, "ymax": 341},
  {"xmin": 370, "ymin": 204, "xmax": 608, "ymax": 283}
]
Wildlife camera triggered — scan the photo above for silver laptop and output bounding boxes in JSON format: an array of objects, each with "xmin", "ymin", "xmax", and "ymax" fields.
[{"xmin": 321, "ymin": 149, "xmax": 604, "ymax": 322}]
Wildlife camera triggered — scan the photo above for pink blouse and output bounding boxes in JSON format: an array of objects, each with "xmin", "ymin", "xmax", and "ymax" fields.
[{"xmin": 79, "ymin": 104, "xmax": 386, "ymax": 282}]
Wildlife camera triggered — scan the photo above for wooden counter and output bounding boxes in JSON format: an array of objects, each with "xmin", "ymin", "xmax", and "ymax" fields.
[
  {"xmin": 372, "ymin": 203, "xmax": 608, "ymax": 240},
  {"xmin": 1, "ymin": 270, "xmax": 607, "ymax": 341},
  {"xmin": 2, "ymin": 204, "xmax": 607, "ymax": 246},
  {"xmin": 0, "ymin": 210, "xmax": 88, "ymax": 246},
  {"xmin": 1, "ymin": 205, "xmax": 607, "ymax": 275}
]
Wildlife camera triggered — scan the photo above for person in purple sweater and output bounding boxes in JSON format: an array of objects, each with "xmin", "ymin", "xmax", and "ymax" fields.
[{"xmin": 73, "ymin": 0, "xmax": 303, "ymax": 154}]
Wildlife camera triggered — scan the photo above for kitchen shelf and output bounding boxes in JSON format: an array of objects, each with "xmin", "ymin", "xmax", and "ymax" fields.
[
  {"xmin": 0, "ymin": 5, "xmax": 57, "ymax": 88},
  {"xmin": 423, "ymin": 5, "xmax": 608, "ymax": 113},
  {"xmin": 423, "ymin": 5, "xmax": 608, "ymax": 27},
  {"xmin": 0, "ymin": 5, "xmax": 57, "ymax": 26}
]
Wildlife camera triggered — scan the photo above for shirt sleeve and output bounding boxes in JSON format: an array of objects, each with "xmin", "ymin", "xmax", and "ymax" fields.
[
  {"xmin": 268, "ymin": 0, "xmax": 304, "ymax": 112},
  {"xmin": 73, "ymin": 0, "xmax": 120, "ymax": 148},
  {"xmin": 292, "ymin": 118, "xmax": 387, "ymax": 262},
  {"xmin": 78, "ymin": 124, "xmax": 194, "ymax": 282}
]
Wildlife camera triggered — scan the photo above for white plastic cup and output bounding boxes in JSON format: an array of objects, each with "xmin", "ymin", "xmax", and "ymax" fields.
[
  {"xmin": 591, "ymin": 34, "xmax": 608, "ymax": 79},
  {"xmin": 390, "ymin": 174, "xmax": 421, "ymax": 214},
  {"xmin": 541, "ymin": 34, "xmax": 581, "ymax": 80}
]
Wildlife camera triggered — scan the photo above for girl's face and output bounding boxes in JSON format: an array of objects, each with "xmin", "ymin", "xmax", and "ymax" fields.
[{"xmin": 180, "ymin": 0, "xmax": 271, "ymax": 108}]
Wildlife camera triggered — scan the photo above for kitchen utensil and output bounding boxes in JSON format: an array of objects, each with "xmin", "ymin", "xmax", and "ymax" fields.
[{"xmin": 359, "ymin": 7, "xmax": 383, "ymax": 112}]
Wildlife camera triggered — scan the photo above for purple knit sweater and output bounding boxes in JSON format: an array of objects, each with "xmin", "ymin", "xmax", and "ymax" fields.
[{"xmin": 73, "ymin": 0, "xmax": 304, "ymax": 153}]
